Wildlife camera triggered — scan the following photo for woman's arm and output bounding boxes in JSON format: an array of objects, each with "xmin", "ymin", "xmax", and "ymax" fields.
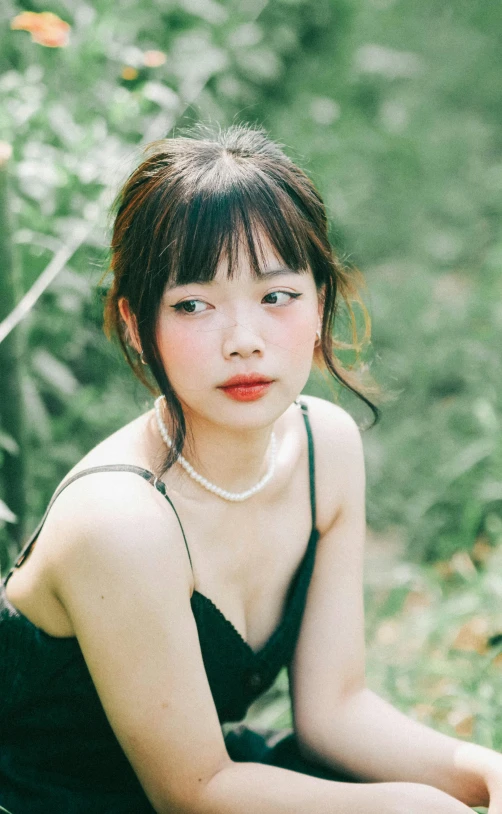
[
  {"xmin": 200, "ymin": 763, "xmax": 474, "ymax": 814},
  {"xmin": 289, "ymin": 399, "xmax": 501, "ymax": 810},
  {"xmin": 295, "ymin": 685, "xmax": 497, "ymax": 807},
  {"xmin": 49, "ymin": 472, "xmax": 232, "ymax": 813}
]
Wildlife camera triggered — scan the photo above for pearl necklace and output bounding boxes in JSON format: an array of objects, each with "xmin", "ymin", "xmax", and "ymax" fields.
[{"xmin": 154, "ymin": 395, "xmax": 277, "ymax": 502}]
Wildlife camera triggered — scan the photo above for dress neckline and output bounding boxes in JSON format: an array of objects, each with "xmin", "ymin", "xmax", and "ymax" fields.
[{"xmin": 190, "ymin": 526, "xmax": 319, "ymax": 659}]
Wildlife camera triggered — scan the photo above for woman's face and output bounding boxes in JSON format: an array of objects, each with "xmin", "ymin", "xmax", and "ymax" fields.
[{"xmin": 155, "ymin": 236, "xmax": 323, "ymax": 430}]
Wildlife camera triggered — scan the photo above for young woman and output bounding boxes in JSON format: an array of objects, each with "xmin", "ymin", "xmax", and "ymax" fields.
[{"xmin": 0, "ymin": 124, "xmax": 500, "ymax": 814}]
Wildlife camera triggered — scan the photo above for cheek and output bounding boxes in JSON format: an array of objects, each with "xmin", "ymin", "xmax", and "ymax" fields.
[
  {"xmin": 270, "ymin": 309, "xmax": 317, "ymax": 354},
  {"xmin": 157, "ymin": 322, "xmax": 214, "ymax": 383}
]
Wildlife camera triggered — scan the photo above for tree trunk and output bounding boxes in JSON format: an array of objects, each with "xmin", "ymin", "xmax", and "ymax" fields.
[{"xmin": 0, "ymin": 143, "xmax": 26, "ymax": 574}]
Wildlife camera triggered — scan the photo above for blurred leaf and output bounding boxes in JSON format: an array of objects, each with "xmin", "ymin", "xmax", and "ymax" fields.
[
  {"xmin": 22, "ymin": 375, "xmax": 52, "ymax": 443},
  {"xmin": 447, "ymin": 707, "xmax": 475, "ymax": 738},
  {"xmin": 438, "ymin": 440, "xmax": 494, "ymax": 485},
  {"xmin": 180, "ymin": 0, "xmax": 228, "ymax": 25},
  {"xmin": 355, "ymin": 44, "xmax": 424, "ymax": 79},
  {"xmin": 32, "ymin": 349, "xmax": 79, "ymax": 396},
  {"xmin": 0, "ymin": 499, "xmax": 17, "ymax": 524},
  {"xmin": 453, "ymin": 617, "xmax": 488, "ymax": 654},
  {"xmin": 0, "ymin": 430, "xmax": 19, "ymax": 456}
]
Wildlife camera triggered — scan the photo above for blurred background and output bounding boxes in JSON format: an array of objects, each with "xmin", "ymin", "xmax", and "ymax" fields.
[{"xmin": 1, "ymin": 0, "xmax": 501, "ymax": 755}]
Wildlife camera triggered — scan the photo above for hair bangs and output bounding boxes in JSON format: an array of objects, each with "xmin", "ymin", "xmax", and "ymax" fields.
[{"xmin": 158, "ymin": 171, "xmax": 314, "ymax": 292}]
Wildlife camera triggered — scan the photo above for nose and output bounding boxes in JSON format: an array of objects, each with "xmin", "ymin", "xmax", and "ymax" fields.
[{"xmin": 222, "ymin": 316, "xmax": 266, "ymax": 358}]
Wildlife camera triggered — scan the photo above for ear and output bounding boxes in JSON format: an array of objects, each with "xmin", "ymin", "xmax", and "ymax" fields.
[{"xmin": 118, "ymin": 297, "xmax": 141, "ymax": 354}]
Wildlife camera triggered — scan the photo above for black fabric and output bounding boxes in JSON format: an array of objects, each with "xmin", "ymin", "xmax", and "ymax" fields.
[
  {"xmin": 0, "ymin": 399, "xmax": 320, "ymax": 813},
  {"xmin": 225, "ymin": 725, "xmax": 361, "ymax": 783}
]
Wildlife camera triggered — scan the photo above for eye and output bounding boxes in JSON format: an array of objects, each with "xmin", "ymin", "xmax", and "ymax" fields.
[
  {"xmin": 263, "ymin": 291, "xmax": 302, "ymax": 306},
  {"xmin": 171, "ymin": 290, "xmax": 302, "ymax": 315},
  {"xmin": 171, "ymin": 299, "xmax": 209, "ymax": 315}
]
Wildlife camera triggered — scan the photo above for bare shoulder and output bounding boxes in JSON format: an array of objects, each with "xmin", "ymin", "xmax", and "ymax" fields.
[
  {"xmin": 299, "ymin": 395, "xmax": 365, "ymax": 532},
  {"xmin": 42, "ymin": 469, "xmax": 194, "ymax": 607},
  {"xmin": 300, "ymin": 394, "xmax": 362, "ymax": 444}
]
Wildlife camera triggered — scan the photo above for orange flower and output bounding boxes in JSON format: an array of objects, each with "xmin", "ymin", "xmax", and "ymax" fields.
[
  {"xmin": 121, "ymin": 66, "xmax": 139, "ymax": 81},
  {"xmin": 11, "ymin": 11, "xmax": 70, "ymax": 48},
  {"xmin": 143, "ymin": 50, "xmax": 167, "ymax": 68}
]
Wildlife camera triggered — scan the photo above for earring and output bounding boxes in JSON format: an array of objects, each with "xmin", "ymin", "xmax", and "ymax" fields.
[
  {"xmin": 140, "ymin": 351, "xmax": 147, "ymax": 365},
  {"xmin": 315, "ymin": 329, "xmax": 321, "ymax": 348}
]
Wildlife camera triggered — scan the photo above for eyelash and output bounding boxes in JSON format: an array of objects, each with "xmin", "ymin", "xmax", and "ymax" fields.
[{"xmin": 171, "ymin": 290, "xmax": 303, "ymax": 315}]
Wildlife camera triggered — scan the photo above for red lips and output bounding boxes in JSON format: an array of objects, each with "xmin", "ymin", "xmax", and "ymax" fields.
[{"xmin": 219, "ymin": 373, "xmax": 274, "ymax": 388}]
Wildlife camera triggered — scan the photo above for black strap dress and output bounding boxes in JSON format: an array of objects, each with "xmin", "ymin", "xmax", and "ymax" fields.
[{"xmin": 0, "ymin": 399, "xmax": 353, "ymax": 813}]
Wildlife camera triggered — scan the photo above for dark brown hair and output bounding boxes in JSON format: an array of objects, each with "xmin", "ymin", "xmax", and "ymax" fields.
[{"xmin": 103, "ymin": 123, "xmax": 379, "ymax": 471}]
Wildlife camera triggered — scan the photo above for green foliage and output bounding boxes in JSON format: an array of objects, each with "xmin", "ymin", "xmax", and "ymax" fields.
[
  {"xmin": 363, "ymin": 537, "xmax": 502, "ymax": 754},
  {"xmin": 258, "ymin": 0, "xmax": 502, "ymax": 561},
  {"xmin": 0, "ymin": 426, "xmax": 19, "ymax": 574},
  {"xmin": 364, "ymin": 245, "xmax": 502, "ymax": 561}
]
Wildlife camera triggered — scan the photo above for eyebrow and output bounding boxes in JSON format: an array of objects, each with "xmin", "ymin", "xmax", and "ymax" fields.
[
  {"xmin": 255, "ymin": 267, "xmax": 306, "ymax": 280},
  {"xmin": 165, "ymin": 267, "xmax": 305, "ymax": 291}
]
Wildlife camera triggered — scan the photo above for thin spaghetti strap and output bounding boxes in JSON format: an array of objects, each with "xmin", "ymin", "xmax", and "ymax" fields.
[
  {"xmin": 296, "ymin": 399, "xmax": 317, "ymax": 532},
  {"xmin": 146, "ymin": 477, "xmax": 194, "ymax": 573},
  {"xmin": 3, "ymin": 464, "xmax": 193, "ymax": 586}
]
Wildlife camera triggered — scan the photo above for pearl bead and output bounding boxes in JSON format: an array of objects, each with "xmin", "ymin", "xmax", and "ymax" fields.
[{"xmin": 154, "ymin": 395, "xmax": 277, "ymax": 502}]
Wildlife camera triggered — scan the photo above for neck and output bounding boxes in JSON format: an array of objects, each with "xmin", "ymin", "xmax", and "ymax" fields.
[{"xmin": 155, "ymin": 402, "xmax": 280, "ymax": 495}]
